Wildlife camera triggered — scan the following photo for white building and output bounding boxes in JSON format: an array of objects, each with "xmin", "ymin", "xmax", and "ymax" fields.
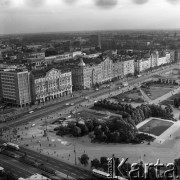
[
  {"xmin": 136, "ymin": 58, "xmax": 151, "ymax": 73},
  {"xmin": 83, "ymin": 53, "xmax": 102, "ymax": 59},
  {"xmin": 18, "ymin": 173, "xmax": 51, "ymax": 180},
  {"xmin": 157, "ymin": 56, "xmax": 167, "ymax": 66},
  {"xmin": 123, "ymin": 58, "xmax": 135, "ymax": 76},
  {"xmin": 54, "ymin": 54, "xmax": 71, "ymax": 63}
]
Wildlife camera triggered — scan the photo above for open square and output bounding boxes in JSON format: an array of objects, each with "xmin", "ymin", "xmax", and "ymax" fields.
[{"xmin": 138, "ymin": 119, "xmax": 173, "ymax": 136}]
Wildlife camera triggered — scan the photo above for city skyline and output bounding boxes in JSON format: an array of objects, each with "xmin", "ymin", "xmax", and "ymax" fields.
[{"xmin": 0, "ymin": 0, "xmax": 180, "ymax": 34}]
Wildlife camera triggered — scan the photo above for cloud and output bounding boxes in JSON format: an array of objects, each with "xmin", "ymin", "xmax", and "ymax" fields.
[
  {"xmin": 166, "ymin": 0, "xmax": 180, "ymax": 5},
  {"xmin": 0, "ymin": 0, "xmax": 11, "ymax": 7},
  {"xmin": 95, "ymin": 0, "xmax": 118, "ymax": 9},
  {"xmin": 132, "ymin": 0, "xmax": 149, "ymax": 4},
  {"xmin": 63, "ymin": 0, "xmax": 78, "ymax": 5},
  {"xmin": 25, "ymin": 0, "xmax": 46, "ymax": 7}
]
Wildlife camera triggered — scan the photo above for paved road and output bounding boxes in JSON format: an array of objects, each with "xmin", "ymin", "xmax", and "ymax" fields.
[
  {"xmin": 0, "ymin": 64, "xmax": 177, "ymax": 130},
  {"xmin": 0, "ymin": 153, "xmax": 41, "ymax": 179},
  {"xmin": 19, "ymin": 146, "xmax": 96, "ymax": 180}
]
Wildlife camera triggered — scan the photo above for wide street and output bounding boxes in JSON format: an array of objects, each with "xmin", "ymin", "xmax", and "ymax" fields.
[
  {"xmin": 0, "ymin": 154, "xmax": 41, "ymax": 179},
  {"xmin": 0, "ymin": 63, "xmax": 178, "ymax": 180},
  {"xmin": 0, "ymin": 64, "xmax": 178, "ymax": 130},
  {"xmin": 19, "ymin": 146, "xmax": 96, "ymax": 180}
]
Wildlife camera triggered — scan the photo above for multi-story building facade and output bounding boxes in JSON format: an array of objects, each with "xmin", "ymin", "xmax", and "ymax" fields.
[
  {"xmin": 72, "ymin": 56, "xmax": 122, "ymax": 90},
  {"xmin": 157, "ymin": 51, "xmax": 167, "ymax": 66},
  {"xmin": 101, "ymin": 56, "xmax": 113, "ymax": 83},
  {"xmin": 53, "ymin": 54, "xmax": 71, "ymax": 63},
  {"xmin": 136, "ymin": 57, "xmax": 151, "ymax": 73},
  {"xmin": 112, "ymin": 58, "xmax": 124, "ymax": 79},
  {"xmin": 0, "ymin": 68, "xmax": 31, "ymax": 107},
  {"xmin": 30, "ymin": 68, "xmax": 72, "ymax": 104},
  {"xmin": 123, "ymin": 58, "xmax": 135, "ymax": 76},
  {"xmin": 175, "ymin": 49, "xmax": 180, "ymax": 62},
  {"xmin": 150, "ymin": 50, "xmax": 158, "ymax": 68},
  {"xmin": 170, "ymin": 50, "xmax": 175, "ymax": 63},
  {"xmin": 25, "ymin": 52, "xmax": 45, "ymax": 69}
]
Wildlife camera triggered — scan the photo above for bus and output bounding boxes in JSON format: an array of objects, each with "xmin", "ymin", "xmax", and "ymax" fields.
[
  {"xmin": 92, "ymin": 169, "xmax": 111, "ymax": 179},
  {"xmin": 3, "ymin": 142, "xmax": 20, "ymax": 150},
  {"xmin": 122, "ymin": 82, "xmax": 128, "ymax": 87},
  {"xmin": 92, "ymin": 169, "xmax": 128, "ymax": 180}
]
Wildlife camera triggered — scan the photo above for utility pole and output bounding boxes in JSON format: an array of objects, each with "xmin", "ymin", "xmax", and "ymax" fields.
[
  {"xmin": 73, "ymin": 143, "xmax": 77, "ymax": 165},
  {"xmin": 148, "ymin": 126, "xmax": 150, "ymax": 145},
  {"xmin": 43, "ymin": 117, "xmax": 48, "ymax": 137}
]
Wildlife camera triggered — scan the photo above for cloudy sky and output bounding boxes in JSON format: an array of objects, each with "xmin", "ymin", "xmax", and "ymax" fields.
[{"xmin": 0, "ymin": 0, "xmax": 180, "ymax": 34}]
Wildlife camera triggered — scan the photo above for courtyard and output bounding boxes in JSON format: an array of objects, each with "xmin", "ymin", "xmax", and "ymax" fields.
[
  {"xmin": 112, "ymin": 88, "xmax": 144, "ymax": 103},
  {"xmin": 138, "ymin": 118, "xmax": 173, "ymax": 136},
  {"xmin": 141, "ymin": 82, "xmax": 176, "ymax": 100}
]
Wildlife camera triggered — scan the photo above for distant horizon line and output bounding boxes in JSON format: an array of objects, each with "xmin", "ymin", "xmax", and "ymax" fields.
[{"xmin": 1, "ymin": 28, "xmax": 180, "ymax": 37}]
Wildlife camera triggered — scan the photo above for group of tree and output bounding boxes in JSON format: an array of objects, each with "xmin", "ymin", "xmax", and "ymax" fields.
[
  {"xmin": 56, "ymin": 100, "xmax": 174, "ymax": 144},
  {"xmin": 78, "ymin": 154, "xmax": 89, "ymax": 166},
  {"xmin": 0, "ymin": 171, "xmax": 17, "ymax": 180},
  {"xmin": 94, "ymin": 99, "xmax": 174, "ymax": 122},
  {"xmin": 174, "ymin": 98, "xmax": 180, "ymax": 108}
]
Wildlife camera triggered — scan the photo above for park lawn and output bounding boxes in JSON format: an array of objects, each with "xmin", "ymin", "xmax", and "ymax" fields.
[
  {"xmin": 72, "ymin": 110, "xmax": 108, "ymax": 121},
  {"xmin": 113, "ymin": 89, "xmax": 142, "ymax": 101},
  {"xmin": 138, "ymin": 119, "xmax": 173, "ymax": 136},
  {"xmin": 161, "ymin": 93, "xmax": 180, "ymax": 105},
  {"xmin": 148, "ymin": 86, "xmax": 174, "ymax": 100}
]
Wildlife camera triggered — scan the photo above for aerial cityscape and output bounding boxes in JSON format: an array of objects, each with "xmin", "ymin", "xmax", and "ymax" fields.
[{"xmin": 1, "ymin": 0, "xmax": 180, "ymax": 180}]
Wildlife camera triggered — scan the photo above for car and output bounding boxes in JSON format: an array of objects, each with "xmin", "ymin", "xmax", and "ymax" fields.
[
  {"xmin": 29, "ymin": 111, "xmax": 34, "ymax": 114},
  {"xmin": 95, "ymin": 88, "xmax": 99, "ymax": 91},
  {"xmin": 71, "ymin": 111, "xmax": 76, "ymax": 114},
  {"xmin": 65, "ymin": 103, "xmax": 69, "ymax": 106},
  {"xmin": 70, "ymin": 103, "xmax": 74, "ymax": 106},
  {"xmin": 84, "ymin": 96, "xmax": 89, "ymax": 100},
  {"xmin": 31, "ymin": 124, "xmax": 35, "ymax": 127}
]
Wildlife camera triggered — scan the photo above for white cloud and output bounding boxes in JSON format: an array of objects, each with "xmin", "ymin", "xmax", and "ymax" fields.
[{"xmin": 0, "ymin": 0, "xmax": 180, "ymax": 34}]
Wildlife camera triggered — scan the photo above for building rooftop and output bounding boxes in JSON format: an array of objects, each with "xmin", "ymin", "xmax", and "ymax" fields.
[{"xmin": 31, "ymin": 66, "xmax": 71, "ymax": 78}]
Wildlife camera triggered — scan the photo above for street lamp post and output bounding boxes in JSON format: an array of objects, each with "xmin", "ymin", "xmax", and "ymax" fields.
[
  {"xmin": 148, "ymin": 126, "xmax": 150, "ymax": 145},
  {"xmin": 73, "ymin": 143, "xmax": 77, "ymax": 165},
  {"xmin": 43, "ymin": 117, "xmax": 48, "ymax": 137}
]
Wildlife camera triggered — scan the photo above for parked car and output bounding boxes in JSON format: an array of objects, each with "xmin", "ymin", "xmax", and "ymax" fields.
[{"xmin": 29, "ymin": 111, "xmax": 34, "ymax": 114}]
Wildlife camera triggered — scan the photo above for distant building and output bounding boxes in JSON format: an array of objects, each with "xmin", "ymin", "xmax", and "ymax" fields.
[
  {"xmin": 136, "ymin": 58, "xmax": 151, "ymax": 73},
  {"xmin": 156, "ymin": 50, "xmax": 172, "ymax": 66},
  {"xmin": 150, "ymin": 50, "xmax": 158, "ymax": 68},
  {"xmin": 71, "ymin": 51, "xmax": 83, "ymax": 59},
  {"xmin": 175, "ymin": 49, "xmax": 180, "ymax": 62},
  {"xmin": 83, "ymin": 53, "xmax": 102, "ymax": 59},
  {"xmin": 53, "ymin": 54, "xmax": 71, "ymax": 63},
  {"xmin": 72, "ymin": 57, "xmax": 116, "ymax": 90},
  {"xmin": 18, "ymin": 173, "xmax": 51, "ymax": 180},
  {"xmin": 26, "ymin": 52, "xmax": 45, "ymax": 68},
  {"xmin": 44, "ymin": 56, "xmax": 56, "ymax": 64},
  {"xmin": 0, "ymin": 68, "xmax": 31, "ymax": 107},
  {"xmin": 112, "ymin": 58, "xmax": 124, "ymax": 79},
  {"xmin": 30, "ymin": 68, "xmax": 72, "ymax": 104},
  {"xmin": 98, "ymin": 33, "xmax": 102, "ymax": 49},
  {"xmin": 123, "ymin": 58, "xmax": 135, "ymax": 76}
]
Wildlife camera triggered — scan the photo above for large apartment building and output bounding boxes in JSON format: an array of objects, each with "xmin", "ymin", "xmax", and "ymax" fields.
[
  {"xmin": 30, "ymin": 68, "xmax": 72, "ymax": 104},
  {"xmin": 0, "ymin": 68, "xmax": 31, "ymax": 107},
  {"xmin": 123, "ymin": 57, "xmax": 135, "ymax": 76},
  {"xmin": 72, "ymin": 56, "xmax": 123, "ymax": 90},
  {"xmin": 135, "ymin": 50, "xmax": 175, "ymax": 73}
]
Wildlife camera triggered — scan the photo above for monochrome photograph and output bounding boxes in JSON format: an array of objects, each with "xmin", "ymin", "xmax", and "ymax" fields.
[{"xmin": 0, "ymin": 0, "xmax": 180, "ymax": 179}]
